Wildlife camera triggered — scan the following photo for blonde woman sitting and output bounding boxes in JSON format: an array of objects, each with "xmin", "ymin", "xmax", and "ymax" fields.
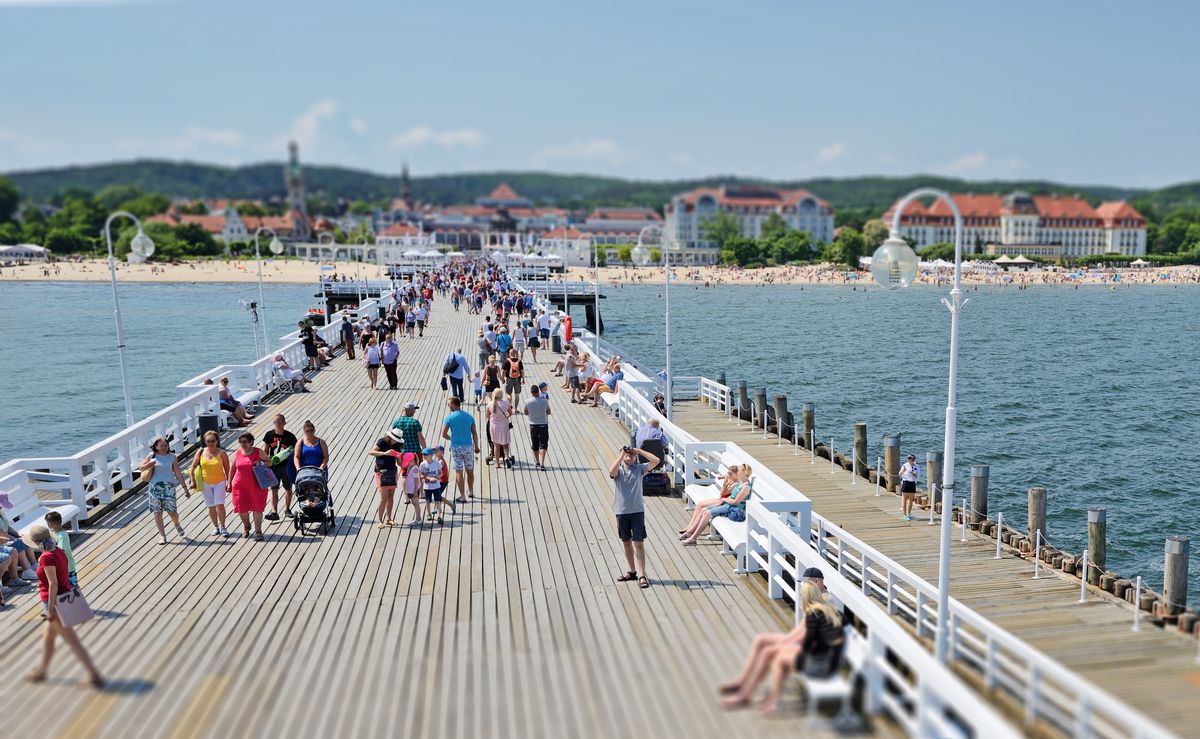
[
  {"xmin": 678, "ymin": 464, "xmax": 743, "ymax": 536},
  {"xmin": 679, "ymin": 465, "xmax": 753, "ymax": 544}
]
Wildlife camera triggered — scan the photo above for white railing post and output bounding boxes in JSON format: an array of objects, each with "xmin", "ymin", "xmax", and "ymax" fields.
[
  {"xmin": 852, "ymin": 453, "xmax": 858, "ymax": 485},
  {"xmin": 1133, "ymin": 575, "xmax": 1142, "ymax": 631},
  {"xmin": 762, "ymin": 410, "xmax": 768, "ymax": 440},
  {"xmin": 995, "ymin": 512, "xmax": 1004, "ymax": 559},
  {"xmin": 928, "ymin": 483, "xmax": 937, "ymax": 525},
  {"xmin": 793, "ymin": 428, "xmax": 799, "ymax": 456},
  {"xmin": 829, "ymin": 437, "xmax": 836, "ymax": 474},
  {"xmin": 960, "ymin": 498, "xmax": 968, "ymax": 542},
  {"xmin": 1079, "ymin": 549, "xmax": 1089, "ymax": 602},
  {"xmin": 1033, "ymin": 530, "xmax": 1042, "ymax": 579},
  {"xmin": 875, "ymin": 457, "xmax": 882, "ymax": 497},
  {"xmin": 809, "ymin": 429, "xmax": 815, "ymax": 464}
]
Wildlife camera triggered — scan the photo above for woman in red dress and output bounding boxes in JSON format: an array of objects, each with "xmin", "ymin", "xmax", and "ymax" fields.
[{"xmin": 229, "ymin": 432, "xmax": 269, "ymax": 541}]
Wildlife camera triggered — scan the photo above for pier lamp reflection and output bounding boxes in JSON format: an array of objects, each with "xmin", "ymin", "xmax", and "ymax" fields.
[{"xmin": 870, "ymin": 236, "xmax": 918, "ymax": 289}]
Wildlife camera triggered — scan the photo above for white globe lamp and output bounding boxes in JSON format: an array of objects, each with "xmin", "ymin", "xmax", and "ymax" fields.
[
  {"xmin": 130, "ymin": 229, "xmax": 155, "ymax": 258},
  {"xmin": 870, "ymin": 236, "xmax": 919, "ymax": 289}
]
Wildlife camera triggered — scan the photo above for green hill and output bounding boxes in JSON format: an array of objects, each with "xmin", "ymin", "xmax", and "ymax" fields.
[{"xmin": 4, "ymin": 159, "xmax": 1196, "ymax": 221}]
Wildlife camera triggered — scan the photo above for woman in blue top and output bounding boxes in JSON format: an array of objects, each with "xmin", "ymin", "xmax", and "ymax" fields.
[
  {"xmin": 680, "ymin": 466, "xmax": 753, "ymax": 545},
  {"xmin": 138, "ymin": 437, "xmax": 192, "ymax": 546},
  {"xmin": 292, "ymin": 420, "xmax": 330, "ymax": 480}
]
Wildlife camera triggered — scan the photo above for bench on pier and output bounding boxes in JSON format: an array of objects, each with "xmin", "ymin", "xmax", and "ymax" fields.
[
  {"xmin": 4, "ymin": 484, "xmax": 83, "ymax": 537},
  {"xmin": 600, "ymin": 392, "xmax": 619, "ymax": 417},
  {"xmin": 794, "ymin": 626, "xmax": 864, "ymax": 726},
  {"xmin": 682, "ymin": 454, "xmax": 757, "ymax": 572}
]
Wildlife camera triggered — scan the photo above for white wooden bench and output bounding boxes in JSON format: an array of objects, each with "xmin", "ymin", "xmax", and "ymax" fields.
[
  {"xmin": 5, "ymin": 486, "xmax": 83, "ymax": 535},
  {"xmin": 600, "ymin": 391, "xmax": 619, "ymax": 417},
  {"xmin": 711, "ymin": 513, "xmax": 750, "ymax": 573},
  {"xmin": 795, "ymin": 626, "xmax": 864, "ymax": 726}
]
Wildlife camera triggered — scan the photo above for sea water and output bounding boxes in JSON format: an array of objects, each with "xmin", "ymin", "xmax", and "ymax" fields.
[{"xmin": 1, "ymin": 279, "xmax": 1198, "ymax": 605}]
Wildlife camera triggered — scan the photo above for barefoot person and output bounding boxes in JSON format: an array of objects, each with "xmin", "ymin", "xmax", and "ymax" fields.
[
  {"xmin": 139, "ymin": 437, "xmax": 191, "ymax": 545},
  {"xmin": 608, "ymin": 444, "xmax": 660, "ymax": 590},
  {"xmin": 25, "ymin": 526, "xmax": 103, "ymax": 689}
]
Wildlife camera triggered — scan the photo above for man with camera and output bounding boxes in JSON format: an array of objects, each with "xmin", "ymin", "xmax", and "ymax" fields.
[{"xmin": 608, "ymin": 444, "xmax": 660, "ymax": 590}]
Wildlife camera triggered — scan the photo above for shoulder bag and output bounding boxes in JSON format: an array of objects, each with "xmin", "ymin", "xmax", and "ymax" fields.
[
  {"xmin": 252, "ymin": 451, "xmax": 278, "ymax": 489},
  {"xmin": 139, "ymin": 458, "xmax": 156, "ymax": 485},
  {"xmin": 55, "ymin": 586, "xmax": 95, "ymax": 627}
]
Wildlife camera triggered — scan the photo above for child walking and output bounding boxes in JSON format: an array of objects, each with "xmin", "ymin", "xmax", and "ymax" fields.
[{"xmin": 420, "ymin": 448, "xmax": 446, "ymax": 525}]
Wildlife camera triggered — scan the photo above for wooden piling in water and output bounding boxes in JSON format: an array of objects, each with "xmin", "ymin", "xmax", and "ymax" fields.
[
  {"xmin": 883, "ymin": 434, "xmax": 900, "ymax": 493},
  {"xmin": 1027, "ymin": 486, "xmax": 1047, "ymax": 543},
  {"xmin": 1088, "ymin": 508, "xmax": 1106, "ymax": 586},
  {"xmin": 753, "ymin": 388, "xmax": 768, "ymax": 428},
  {"xmin": 854, "ymin": 423, "xmax": 868, "ymax": 478},
  {"xmin": 774, "ymin": 395, "xmax": 789, "ymax": 438},
  {"xmin": 970, "ymin": 465, "xmax": 989, "ymax": 527},
  {"xmin": 736, "ymin": 381, "xmax": 750, "ymax": 421},
  {"xmin": 1164, "ymin": 536, "xmax": 1190, "ymax": 616},
  {"xmin": 801, "ymin": 403, "xmax": 814, "ymax": 448},
  {"xmin": 926, "ymin": 450, "xmax": 943, "ymax": 509}
]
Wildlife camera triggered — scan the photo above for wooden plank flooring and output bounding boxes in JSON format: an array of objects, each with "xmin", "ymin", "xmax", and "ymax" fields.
[
  {"xmin": 672, "ymin": 403, "xmax": 1200, "ymax": 736},
  {"xmin": 0, "ymin": 304, "xmax": 856, "ymax": 739}
]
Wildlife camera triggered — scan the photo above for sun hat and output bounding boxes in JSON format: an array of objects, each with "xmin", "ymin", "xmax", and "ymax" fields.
[{"xmin": 387, "ymin": 428, "xmax": 404, "ymax": 442}]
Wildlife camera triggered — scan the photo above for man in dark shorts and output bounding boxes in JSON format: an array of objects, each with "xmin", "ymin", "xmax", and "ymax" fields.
[
  {"xmin": 298, "ymin": 320, "xmax": 319, "ymax": 370},
  {"xmin": 522, "ymin": 383, "xmax": 551, "ymax": 471},
  {"xmin": 262, "ymin": 414, "xmax": 297, "ymax": 521},
  {"xmin": 340, "ymin": 315, "xmax": 356, "ymax": 360},
  {"xmin": 607, "ymin": 444, "xmax": 660, "ymax": 589}
]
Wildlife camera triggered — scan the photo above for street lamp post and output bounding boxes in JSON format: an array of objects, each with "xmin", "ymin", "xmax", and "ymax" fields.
[
  {"xmin": 870, "ymin": 187, "xmax": 966, "ymax": 666},
  {"xmin": 632, "ymin": 225, "xmax": 672, "ymax": 419},
  {"xmin": 253, "ymin": 226, "xmax": 284, "ymax": 352},
  {"xmin": 592, "ymin": 241, "xmax": 600, "ymax": 356},
  {"xmin": 103, "ymin": 211, "xmax": 155, "ymax": 428}
]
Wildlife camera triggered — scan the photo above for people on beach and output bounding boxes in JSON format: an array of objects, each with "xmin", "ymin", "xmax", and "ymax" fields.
[
  {"xmin": 229, "ymin": 432, "xmax": 269, "ymax": 541},
  {"xmin": 193, "ymin": 431, "xmax": 231, "ymax": 537},
  {"xmin": 608, "ymin": 444, "xmax": 660, "ymax": 589},
  {"xmin": 139, "ymin": 437, "xmax": 191, "ymax": 545},
  {"xmin": 262, "ymin": 415, "xmax": 297, "ymax": 521},
  {"xmin": 24, "ymin": 525, "xmax": 103, "ymax": 690},
  {"xmin": 900, "ymin": 454, "xmax": 920, "ymax": 521}
]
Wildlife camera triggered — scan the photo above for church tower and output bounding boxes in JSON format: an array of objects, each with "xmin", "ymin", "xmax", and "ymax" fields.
[
  {"xmin": 400, "ymin": 161, "xmax": 413, "ymax": 207},
  {"xmin": 284, "ymin": 140, "xmax": 311, "ymax": 240}
]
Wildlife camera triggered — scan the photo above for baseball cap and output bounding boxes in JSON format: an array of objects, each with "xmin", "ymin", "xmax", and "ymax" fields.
[
  {"xmin": 404, "ymin": 402, "xmax": 420, "ymax": 410},
  {"xmin": 421, "ymin": 447, "xmax": 435, "ymax": 455},
  {"xmin": 802, "ymin": 567, "xmax": 824, "ymax": 580},
  {"xmin": 435, "ymin": 445, "xmax": 445, "ymax": 451}
]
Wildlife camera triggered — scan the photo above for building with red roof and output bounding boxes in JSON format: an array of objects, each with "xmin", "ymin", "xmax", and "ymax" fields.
[
  {"xmin": 883, "ymin": 191, "xmax": 1147, "ymax": 257},
  {"xmin": 579, "ymin": 207, "xmax": 663, "ymax": 245},
  {"xmin": 664, "ymin": 185, "xmax": 836, "ymax": 264}
]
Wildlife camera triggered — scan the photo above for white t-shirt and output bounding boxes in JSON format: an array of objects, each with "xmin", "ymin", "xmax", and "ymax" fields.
[
  {"xmin": 900, "ymin": 462, "xmax": 920, "ymax": 483},
  {"xmin": 537, "ymin": 314, "xmax": 552, "ymax": 330}
]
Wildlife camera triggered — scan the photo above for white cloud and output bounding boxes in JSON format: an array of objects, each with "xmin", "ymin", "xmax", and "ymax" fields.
[
  {"xmin": 388, "ymin": 125, "xmax": 484, "ymax": 150},
  {"xmin": 940, "ymin": 150, "xmax": 1027, "ymax": 176},
  {"xmin": 815, "ymin": 142, "xmax": 847, "ymax": 164},
  {"xmin": 350, "ymin": 117, "xmax": 368, "ymax": 136},
  {"xmin": 533, "ymin": 138, "xmax": 628, "ymax": 167},
  {"xmin": 169, "ymin": 126, "xmax": 243, "ymax": 148},
  {"xmin": 288, "ymin": 99, "xmax": 338, "ymax": 151}
]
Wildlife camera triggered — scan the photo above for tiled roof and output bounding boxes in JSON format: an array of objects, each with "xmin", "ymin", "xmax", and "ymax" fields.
[
  {"xmin": 675, "ymin": 186, "xmax": 832, "ymax": 212},
  {"xmin": 543, "ymin": 226, "xmax": 586, "ymax": 239},
  {"xmin": 888, "ymin": 192, "xmax": 1144, "ymax": 228},
  {"xmin": 1095, "ymin": 201, "xmax": 1146, "ymax": 227},
  {"xmin": 587, "ymin": 207, "xmax": 662, "ymax": 221},
  {"xmin": 487, "ymin": 183, "xmax": 520, "ymax": 201},
  {"xmin": 381, "ymin": 222, "xmax": 423, "ymax": 237}
]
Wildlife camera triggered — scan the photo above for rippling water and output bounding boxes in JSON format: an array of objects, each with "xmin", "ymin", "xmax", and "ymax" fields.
[
  {"xmin": 600, "ymin": 282, "xmax": 1200, "ymax": 605},
  {"xmin": 2, "ymin": 279, "xmax": 1198, "ymax": 605}
]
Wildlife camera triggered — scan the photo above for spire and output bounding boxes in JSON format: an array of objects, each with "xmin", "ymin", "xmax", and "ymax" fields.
[{"xmin": 401, "ymin": 160, "xmax": 412, "ymax": 205}]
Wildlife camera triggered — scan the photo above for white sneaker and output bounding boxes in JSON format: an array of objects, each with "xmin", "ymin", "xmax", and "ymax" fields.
[
  {"xmin": 20, "ymin": 569, "xmax": 36, "ymax": 581},
  {"xmin": 212, "ymin": 526, "xmax": 221, "ymax": 536},
  {"xmin": 219, "ymin": 527, "xmax": 231, "ymax": 537}
]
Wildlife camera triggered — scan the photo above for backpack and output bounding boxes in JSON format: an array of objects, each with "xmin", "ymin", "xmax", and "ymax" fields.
[{"xmin": 442, "ymin": 354, "xmax": 459, "ymax": 374}]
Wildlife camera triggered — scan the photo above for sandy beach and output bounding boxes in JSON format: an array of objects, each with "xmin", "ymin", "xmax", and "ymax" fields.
[{"xmin": 3, "ymin": 257, "xmax": 1199, "ymax": 287}]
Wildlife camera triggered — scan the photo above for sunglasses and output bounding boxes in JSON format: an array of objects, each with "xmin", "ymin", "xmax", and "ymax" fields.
[{"xmin": 206, "ymin": 438, "xmax": 218, "ymax": 444}]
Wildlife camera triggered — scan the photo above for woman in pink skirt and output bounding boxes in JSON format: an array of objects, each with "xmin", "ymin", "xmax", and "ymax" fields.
[
  {"xmin": 486, "ymin": 388, "xmax": 514, "ymax": 468},
  {"xmin": 229, "ymin": 431, "xmax": 269, "ymax": 541}
]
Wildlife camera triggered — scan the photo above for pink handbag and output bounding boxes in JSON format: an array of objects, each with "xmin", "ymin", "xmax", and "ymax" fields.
[{"xmin": 55, "ymin": 586, "xmax": 95, "ymax": 628}]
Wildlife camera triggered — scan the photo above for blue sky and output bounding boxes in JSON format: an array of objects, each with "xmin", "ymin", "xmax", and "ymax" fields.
[{"xmin": 0, "ymin": 0, "xmax": 1195, "ymax": 187}]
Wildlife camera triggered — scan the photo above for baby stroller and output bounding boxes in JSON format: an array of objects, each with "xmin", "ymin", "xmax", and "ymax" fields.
[{"xmin": 292, "ymin": 466, "xmax": 334, "ymax": 535}]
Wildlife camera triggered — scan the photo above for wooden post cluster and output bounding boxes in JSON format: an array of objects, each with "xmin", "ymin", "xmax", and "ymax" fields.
[
  {"xmin": 925, "ymin": 450, "xmax": 943, "ymax": 511},
  {"xmin": 882, "ymin": 434, "xmax": 900, "ymax": 493},
  {"xmin": 1164, "ymin": 536, "xmax": 1190, "ymax": 617},
  {"xmin": 736, "ymin": 381, "xmax": 750, "ymax": 422},
  {"xmin": 753, "ymin": 388, "xmax": 768, "ymax": 429},
  {"xmin": 801, "ymin": 403, "xmax": 815, "ymax": 448}
]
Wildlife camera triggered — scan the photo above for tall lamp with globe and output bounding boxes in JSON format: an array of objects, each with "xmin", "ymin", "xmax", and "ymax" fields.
[
  {"xmin": 631, "ymin": 224, "xmax": 672, "ymax": 420},
  {"xmin": 869, "ymin": 187, "xmax": 965, "ymax": 666},
  {"xmin": 253, "ymin": 226, "xmax": 285, "ymax": 351},
  {"xmin": 103, "ymin": 211, "xmax": 155, "ymax": 428}
]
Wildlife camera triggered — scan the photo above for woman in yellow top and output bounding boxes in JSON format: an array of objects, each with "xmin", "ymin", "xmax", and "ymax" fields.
[{"xmin": 192, "ymin": 431, "xmax": 232, "ymax": 537}]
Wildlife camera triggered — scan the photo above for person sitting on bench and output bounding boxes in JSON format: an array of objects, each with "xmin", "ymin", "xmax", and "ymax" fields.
[{"xmin": 679, "ymin": 465, "xmax": 752, "ymax": 545}]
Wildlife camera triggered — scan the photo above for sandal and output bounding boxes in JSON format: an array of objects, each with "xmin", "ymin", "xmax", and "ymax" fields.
[
  {"xmin": 25, "ymin": 671, "xmax": 47, "ymax": 684},
  {"xmin": 616, "ymin": 570, "xmax": 638, "ymax": 582},
  {"xmin": 638, "ymin": 576, "xmax": 650, "ymax": 589}
]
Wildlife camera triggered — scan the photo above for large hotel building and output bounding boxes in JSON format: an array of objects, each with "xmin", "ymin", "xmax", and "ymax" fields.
[
  {"xmin": 664, "ymin": 185, "xmax": 836, "ymax": 264},
  {"xmin": 883, "ymin": 192, "xmax": 1147, "ymax": 258}
]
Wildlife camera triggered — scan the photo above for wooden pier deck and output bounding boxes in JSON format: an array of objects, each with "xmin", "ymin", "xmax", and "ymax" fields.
[
  {"xmin": 0, "ymin": 307, "xmax": 860, "ymax": 739},
  {"xmin": 672, "ymin": 403, "xmax": 1200, "ymax": 736}
]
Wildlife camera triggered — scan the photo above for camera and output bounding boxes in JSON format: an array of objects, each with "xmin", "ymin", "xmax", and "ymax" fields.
[{"xmin": 621, "ymin": 446, "xmax": 632, "ymax": 453}]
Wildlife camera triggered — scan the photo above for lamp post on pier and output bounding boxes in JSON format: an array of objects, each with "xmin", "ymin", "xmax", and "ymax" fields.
[
  {"xmin": 253, "ymin": 226, "xmax": 285, "ymax": 351},
  {"xmin": 632, "ymin": 225, "xmax": 673, "ymax": 420},
  {"xmin": 870, "ymin": 187, "xmax": 966, "ymax": 666},
  {"xmin": 103, "ymin": 211, "xmax": 155, "ymax": 428}
]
